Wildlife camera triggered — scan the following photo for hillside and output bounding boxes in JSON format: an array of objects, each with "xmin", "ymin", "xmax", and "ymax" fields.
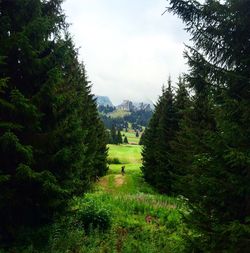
[
  {"xmin": 108, "ymin": 109, "xmax": 131, "ymax": 118},
  {"xmin": 98, "ymin": 99, "xmax": 153, "ymax": 133}
]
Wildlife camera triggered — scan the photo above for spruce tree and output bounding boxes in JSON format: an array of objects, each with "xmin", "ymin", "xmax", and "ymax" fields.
[
  {"xmin": 123, "ymin": 136, "xmax": 128, "ymax": 144},
  {"xmin": 168, "ymin": 0, "xmax": 250, "ymax": 251},
  {"xmin": 0, "ymin": 0, "xmax": 107, "ymax": 244},
  {"xmin": 0, "ymin": 0, "xmax": 68, "ymax": 242},
  {"xmin": 117, "ymin": 129, "xmax": 123, "ymax": 144},
  {"xmin": 142, "ymin": 79, "xmax": 178, "ymax": 193},
  {"xmin": 174, "ymin": 76, "xmax": 190, "ymax": 124},
  {"xmin": 110, "ymin": 125, "xmax": 117, "ymax": 144},
  {"xmin": 139, "ymin": 132, "xmax": 144, "ymax": 145},
  {"xmin": 170, "ymin": 76, "xmax": 191, "ymax": 188}
]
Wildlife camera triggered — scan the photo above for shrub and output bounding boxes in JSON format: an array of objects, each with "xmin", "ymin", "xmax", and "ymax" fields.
[
  {"xmin": 75, "ymin": 199, "xmax": 111, "ymax": 232},
  {"xmin": 107, "ymin": 157, "xmax": 121, "ymax": 164}
]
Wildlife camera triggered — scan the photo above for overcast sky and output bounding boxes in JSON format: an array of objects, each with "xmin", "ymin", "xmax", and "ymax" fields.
[{"xmin": 62, "ymin": 0, "xmax": 189, "ymax": 105}]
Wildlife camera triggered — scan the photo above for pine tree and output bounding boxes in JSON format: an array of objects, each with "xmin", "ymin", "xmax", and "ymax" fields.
[
  {"xmin": 141, "ymin": 100, "xmax": 161, "ymax": 187},
  {"xmin": 168, "ymin": 0, "xmax": 250, "ymax": 251},
  {"xmin": 110, "ymin": 125, "xmax": 117, "ymax": 144},
  {"xmin": 0, "ymin": 0, "xmax": 107, "ymax": 244},
  {"xmin": 170, "ymin": 76, "xmax": 191, "ymax": 189},
  {"xmin": 174, "ymin": 76, "xmax": 190, "ymax": 124},
  {"xmin": 123, "ymin": 136, "xmax": 128, "ymax": 144},
  {"xmin": 117, "ymin": 130, "xmax": 123, "ymax": 144},
  {"xmin": 0, "ymin": 0, "xmax": 68, "ymax": 242},
  {"xmin": 142, "ymin": 79, "xmax": 178, "ymax": 193},
  {"xmin": 139, "ymin": 132, "xmax": 144, "ymax": 145}
]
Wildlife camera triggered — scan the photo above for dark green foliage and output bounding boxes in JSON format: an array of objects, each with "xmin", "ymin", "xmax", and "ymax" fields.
[
  {"xmin": 98, "ymin": 104, "xmax": 115, "ymax": 114},
  {"xmin": 100, "ymin": 114, "xmax": 128, "ymax": 130},
  {"xmin": 174, "ymin": 76, "xmax": 190, "ymax": 125},
  {"xmin": 123, "ymin": 136, "xmax": 128, "ymax": 144},
  {"xmin": 110, "ymin": 125, "xmax": 117, "ymax": 144},
  {"xmin": 74, "ymin": 198, "xmax": 111, "ymax": 232},
  {"xmin": 124, "ymin": 109, "xmax": 153, "ymax": 127},
  {"xmin": 0, "ymin": 0, "xmax": 107, "ymax": 246},
  {"xmin": 107, "ymin": 157, "xmax": 121, "ymax": 164},
  {"xmin": 141, "ymin": 79, "xmax": 178, "ymax": 193},
  {"xmin": 99, "ymin": 106, "xmax": 152, "ymax": 131},
  {"xmin": 167, "ymin": 0, "xmax": 250, "ymax": 251},
  {"xmin": 117, "ymin": 129, "xmax": 123, "ymax": 144},
  {"xmin": 139, "ymin": 132, "xmax": 144, "ymax": 145},
  {"xmin": 108, "ymin": 125, "xmax": 123, "ymax": 145}
]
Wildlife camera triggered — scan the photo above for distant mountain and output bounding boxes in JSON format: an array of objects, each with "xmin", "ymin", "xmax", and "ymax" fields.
[
  {"xmin": 95, "ymin": 96, "xmax": 113, "ymax": 107},
  {"xmin": 116, "ymin": 100, "xmax": 134, "ymax": 111},
  {"xmin": 133, "ymin": 102, "xmax": 152, "ymax": 112},
  {"xmin": 116, "ymin": 100, "xmax": 152, "ymax": 112},
  {"xmin": 97, "ymin": 98, "xmax": 153, "ymax": 130}
]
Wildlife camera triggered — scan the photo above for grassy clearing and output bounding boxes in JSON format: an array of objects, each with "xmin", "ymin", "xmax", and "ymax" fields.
[
  {"xmin": 44, "ymin": 144, "xmax": 187, "ymax": 253},
  {"xmin": 121, "ymin": 130, "xmax": 141, "ymax": 144},
  {"xmin": 108, "ymin": 109, "xmax": 131, "ymax": 118},
  {"xmin": 108, "ymin": 144, "xmax": 142, "ymax": 164}
]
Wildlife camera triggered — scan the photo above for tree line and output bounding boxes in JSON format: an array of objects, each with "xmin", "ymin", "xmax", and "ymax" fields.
[
  {"xmin": 0, "ymin": 0, "xmax": 107, "ymax": 247},
  {"xmin": 99, "ymin": 108, "xmax": 152, "ymax": 132},
  {"xmin": 142, "ymin": 0, "xmax": 250, "ymax": 252},
  {"xmin": 107, "ymin": 125, "xmax": 129, "ymax": 145}
]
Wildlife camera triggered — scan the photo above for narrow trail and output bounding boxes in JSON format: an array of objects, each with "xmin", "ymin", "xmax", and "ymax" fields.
[{"xmin": 114, "ymin": 174, "xmax": 125, "ymax": 186}]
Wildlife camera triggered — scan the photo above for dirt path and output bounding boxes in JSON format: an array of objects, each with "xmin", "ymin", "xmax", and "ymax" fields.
[
  {"xmin": 98, "ymin": 177, "xmax": 108, "ymax": 188},
  {"xmin": 114, "ymin": 175, "xmax": 125, "ymax": 186}
]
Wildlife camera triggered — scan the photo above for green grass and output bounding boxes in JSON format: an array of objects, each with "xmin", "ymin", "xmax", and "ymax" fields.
[
  {"xmin": 32, "ymin": 144, "xmax": 188, "ymax": 253},
  {"xmin": 108, "ymin": 144, "xmax": 142, "ymax": 164},
  {"xmin": 74, "ymin": 144, "xmax": 187, "ymax": 252},
  {"xmin": 121, "ymin": 130, "xmax": 141, "ymax": 144},
  {"xmin": 97, "ymin": 164, "xmax": 155, "ymax": 194},
  {"xmin": 67, "ymin": 153, "xmax": 187, "ymax": 253},
  {"xmin": 108, "ymin": 109, "xmax": 131, "ymax": 118}
]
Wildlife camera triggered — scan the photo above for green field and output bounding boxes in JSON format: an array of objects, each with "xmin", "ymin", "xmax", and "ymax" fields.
[
  {"xmin": 45, "ymin": 144, "xmax": 187, "ymax": 252},
  {"xmin": 108, "ymin": 109, "xmax": 131, "ymax": 118},
  {"xmin": 121, "ymin": 130, "xmax": 141, "ymax": 144},
  {"xmin": 108, "ymin": 144, "xmax": 142, "ymax": 164}
]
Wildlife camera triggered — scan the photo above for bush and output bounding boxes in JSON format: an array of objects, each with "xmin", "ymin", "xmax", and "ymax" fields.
[
  {"xmin": 107, "ymin": 157, "xmax": 121, "ymax": 164},
  {"xmin": 75, "ymin": 199, "xmax": 111, "ymax": 232}
]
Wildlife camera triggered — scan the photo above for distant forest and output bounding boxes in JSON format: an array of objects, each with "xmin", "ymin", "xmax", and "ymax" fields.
[{"xmin": 99, "ymin": 107, "xmax": 153, "ymax": 131}]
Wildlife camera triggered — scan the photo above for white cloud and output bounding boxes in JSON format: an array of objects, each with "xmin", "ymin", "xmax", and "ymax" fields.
[{"xmin": 62, "ymin": 0, "xmax": 189, "ymax": 105}]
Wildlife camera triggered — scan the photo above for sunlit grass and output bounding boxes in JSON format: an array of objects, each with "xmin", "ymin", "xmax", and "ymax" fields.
[
  {"xmin": 108, "ymin": 144, "xmax": 142, "ymax": 164},
  {"xmin": 121, "ymin": 130, "xmax": 141, "ymax": 144},
  {"xmin": 108, "ymin": 109, "xmax": 131, "ymax": 118}
]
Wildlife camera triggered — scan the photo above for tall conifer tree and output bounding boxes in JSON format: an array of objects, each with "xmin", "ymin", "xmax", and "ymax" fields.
[
  {"xmin": 0, "ymin": 0, "xmax": 107, "ymax": 244},
  {"xmin": 168, "ymin": 0, "xmax": 250, "ymax": 251},
  {"xmin": 142, "ymin": 78, "xmax": 178, "ymax": 193},
  {"xmin": 117, "ymin": 130, "xmax": 123, "ymax": 144}
]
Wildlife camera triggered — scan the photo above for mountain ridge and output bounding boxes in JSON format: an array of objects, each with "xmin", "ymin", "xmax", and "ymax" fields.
[{"xmin": 95, "ymin": 96, "xmax": 153, "ymax": 112}]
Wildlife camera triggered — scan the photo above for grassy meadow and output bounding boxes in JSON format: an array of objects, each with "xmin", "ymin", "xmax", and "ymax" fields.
[
  {"xmin": 108, "ymin": 109, "xmax": 131, "ymax": 118},
  {"xmin": 121, "ymin": 130, "xmax": 141, "ymax": 144},
  {"xmin": 108, "ymin": 144, "xmax": 142, "ymax": 164},
  {"xmin": 42, "ymin": 144, "xmax": 187, "ymax": 253}
]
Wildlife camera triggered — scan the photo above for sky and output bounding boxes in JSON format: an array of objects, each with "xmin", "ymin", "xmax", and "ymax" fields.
[{"xmin": 62, "ymin": 0, "xmax": 190, "ymax": 105}]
